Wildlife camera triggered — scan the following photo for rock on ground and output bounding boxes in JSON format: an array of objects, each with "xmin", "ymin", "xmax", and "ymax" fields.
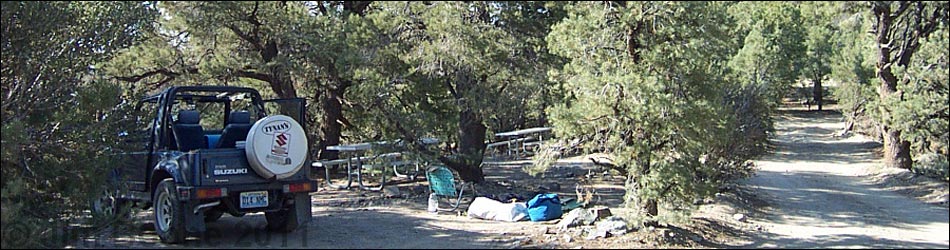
[
  {"xmin": 594, "ymin": 216, "xmax": 630, "ymax": 237},
  {"xmin": 556, "ymin": 208, "xmax": 597, "ymax": 230}
]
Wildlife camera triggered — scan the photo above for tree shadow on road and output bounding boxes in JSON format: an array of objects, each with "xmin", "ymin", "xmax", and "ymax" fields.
[
  {"xmin": 761, "ymin": 109, "xmax": 882, "ymax": 165},
  {"xmin": 740, "ymin": 231, "xmax": 949, "ymax": 249},
  {"xmin": 73, "ymin": 209, "xmax": 521, "ymax": 249},
  {"xmin": 740, "ymin": 108, "xmax": 950, "ymax": 249},
  {"xmin": 750, "ymin": 169, "xmax": 948, "ymax": 228}
]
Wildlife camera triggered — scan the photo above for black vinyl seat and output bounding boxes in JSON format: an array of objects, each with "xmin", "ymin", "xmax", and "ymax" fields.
[
  {"xmin": 215, "ymin": 111, "xmax": 252, "ymax": 149},
  {"xmin": 173, "ymin": 110, "xmax": 206, "ymax": 152}
]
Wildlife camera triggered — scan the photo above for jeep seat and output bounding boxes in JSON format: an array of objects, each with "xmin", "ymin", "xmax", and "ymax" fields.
[
  {"xmin": 173, "ymin": 110, "xmax": 206, "ymax": 152},
  {"xmin": 215, "ymin": 111, "xmax": 252, "ymax": 149}
]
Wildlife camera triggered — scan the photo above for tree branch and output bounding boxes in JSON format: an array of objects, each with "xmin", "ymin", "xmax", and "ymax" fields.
[
  {"xmin": 248, "ymin": 1, "xmax": 262, "ymax": 26},
  {"xmin": 113, "ymin": 69, "xmax": 176, "ymax": 83},
  {"xmin": 235, "ymin": 69, "xmax": 272, "ymax": 83},
  {"xmin": 114, "ymin": 67, "xmax": 197, "ymax": 85},
  {"xmin": 443, "ymin": 76, "xmax": 461, "ymax": 99},
  {"xmin": 315, "ymin": 2, "xmax": 328, "ymax": 16},
  {"xmin": 495, "ymin": 77, "xmax": 510, "ymax": 95},
  {"xmin": 589, "ymin": 155, "xmax": 628, "ymax": 176},
  {"xmin": 343, "ymin": 1, "xmax": 373, "ymax": 16},
  {"xmin": 227, "ymin": 24, "xmax": 264, "ymax": 52}
]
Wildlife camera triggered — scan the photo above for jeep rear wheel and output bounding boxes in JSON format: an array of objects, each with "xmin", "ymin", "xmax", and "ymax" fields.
[{"xmin": 153, "ymin": 179, "xmax": 186, "ymax": 243}]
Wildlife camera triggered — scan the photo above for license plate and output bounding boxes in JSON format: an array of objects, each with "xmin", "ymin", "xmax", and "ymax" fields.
[{"xmin": 239, "ymin": 191, "xmax": 268, "ymax": 208}]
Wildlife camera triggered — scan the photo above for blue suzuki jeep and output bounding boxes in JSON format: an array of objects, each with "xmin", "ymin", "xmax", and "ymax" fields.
[{"xmin": 94, "ymin": 86, "xmax": 316, "ymax": 243}]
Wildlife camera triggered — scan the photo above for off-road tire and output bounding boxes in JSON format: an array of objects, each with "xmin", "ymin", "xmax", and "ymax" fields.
[
  {"xmin": 153, "ymin": 179, "xmax": 186, "ymax": 243},
  {"xmin": 91, "ymin": 189, "xmax": 134, "ymax": 223}
]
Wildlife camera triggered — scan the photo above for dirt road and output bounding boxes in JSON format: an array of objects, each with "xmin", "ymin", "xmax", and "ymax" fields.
[
  {"xmin": 72, "ymin": 109, "xmax": 948, "ymax": 249},
  {"xmin": 744, "ymin": 110, "xmax": 950, "ymax": 248},
  {"xmin": 73, "ymin": 189, "xmax": 555, "ymax": 249},
  {"xmin": 71, "ymin": 163, "xmax": 602, "ymax": 249}
]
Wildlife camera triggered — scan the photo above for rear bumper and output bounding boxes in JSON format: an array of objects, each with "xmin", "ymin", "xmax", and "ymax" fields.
[
  {"xmin": 177, "ymin": 180, "xmax": 317, "ymax": 200},
  {"xmin": 176, "ymin": 180, "xmax": 316, "ymax": 214},
  {"xmin": 178, "ymin": 180, "xmax": 316, "ymax": 233}
]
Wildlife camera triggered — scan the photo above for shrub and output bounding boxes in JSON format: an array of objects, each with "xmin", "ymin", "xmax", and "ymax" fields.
[{"xmin": 913, "ymin": 153, "xmax": 950, "ymax": 182}]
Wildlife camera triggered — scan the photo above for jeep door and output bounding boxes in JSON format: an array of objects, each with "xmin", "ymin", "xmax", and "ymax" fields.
[{"xmin": 114, "ymin": 98, "xmax": 159, "ymax": 193}]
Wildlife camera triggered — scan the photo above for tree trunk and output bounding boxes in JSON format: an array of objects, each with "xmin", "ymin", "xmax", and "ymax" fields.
[
  {"xmin": 640, "ymin": 165, "xmax": 659, "ymax": 219},
  {"xmin": 270, "ymin": 69, "xmax": 300, "ymax": 118},
  {"xmin": 626, "ymin": 21, "xmax": 643, "ymax": 63},
  {"xmin": 625, "ymin": 171, "xmax": 659, "ymax": 226},
  {"xmin": 876, "ymin": 86, "xmax": 912, "ymax": 169},
  {"xmin": 839, "ymin": 119, "xmax": 854, "ymax": 137},
  {"xmin": 882, "ymin": 125, "xmax": 913, "ymax": 169},
  {"xmin": 439, "ymin": 108, "xmax": 487, "ymax": 184},
  {"xmin": 872, "ymin": 2, "xmax": 914, "ymax": 169},
  {"xmin": 260, "ymin": 40, "xmax": 297, "ymax": 99},
  {"xmin": 644, "ymin": 199, "xmax": 658, "ymax": 219},
  {"xmin": 317, "ymin": 82, "xmax": 348, "ymax": 160},
  {"xmin": 812, "ymin": 74, "xmax": 823, "ymax": 111},
  {"xmin": 877, "ymin": 74, "xmax": 914, "ymax": 170}
]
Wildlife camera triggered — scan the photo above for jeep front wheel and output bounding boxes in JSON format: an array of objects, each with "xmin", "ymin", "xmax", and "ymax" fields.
[
  {"xmin": 91, "ymin": 189, "xmax": 117, "ymax": 219},
  {"xmin": 153, "ymin": 179, "xmax": 186, "ymax": 243},
  {"xmin": 91, "ymin": 189, "xmax": 134, "ymax": 223}
]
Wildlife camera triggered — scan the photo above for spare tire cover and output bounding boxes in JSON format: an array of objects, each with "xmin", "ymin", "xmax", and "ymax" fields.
[{"xmin": 245, "ymin": 115, "xmax": 308, "ymax": 180}]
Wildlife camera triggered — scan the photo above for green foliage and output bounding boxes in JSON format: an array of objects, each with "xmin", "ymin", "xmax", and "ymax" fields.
[
  {"xmin": 105, "ymin": 1, "xmax": 568, "ymax": 179},
  {"xmin": 1, "ymin": 1, "xmax": 157, "ymax": 248},
  {"xmin": 542, "ymin": 1, "xmax": 749, "ymax": 223},
  {"xmin": 800, "ymin": 2, "xmax": 837, "ymax": 79},
  {"xmin": 830, "ymin": 9, "xmax": 880, "ymax": 138},
  {"xmin": 913, "ymin": 153, "xmax": 950, "ymax": 182},
  {"xmin": 715, "ymin": 85, "xmax": 771, "ymax": 182},
  {"xmin": 103, "ymin": 1, "xmax": 379, "ymax": 160},
  {"xmin": 797, "ymin": 1, "xmax": 840, "ymax": 108},
  {"xmin": 728, "ymin": 2, "xmax": 808, "ymax": 105},
  {"xmin": 3, "ymin": 1, "xmax": 945, "ymax": 242},
  {"xmin": 868, "ymin": 1, "xmax": 948, "ymax": 169},
  {"xmin": 344, "ymin": 2, "xmax": 567, "ymax": 169},
  {"xmin": 890, "ymin": 23, "xmax": 949, "ymax": 158}
]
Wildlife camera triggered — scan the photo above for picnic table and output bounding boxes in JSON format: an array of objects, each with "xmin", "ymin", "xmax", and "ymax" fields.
[
  {"xmin": 486, "ymin": 127, "xmax": 552, "ymax": 156},
  {"xmin": 312, "ymin": 138, "xmax": 439, "ymax": 191}
]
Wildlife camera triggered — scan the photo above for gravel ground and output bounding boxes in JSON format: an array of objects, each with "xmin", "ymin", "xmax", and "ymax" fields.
[{"xmin": 742, "ymin": 110, "xmax": 949, "ymax": 248}]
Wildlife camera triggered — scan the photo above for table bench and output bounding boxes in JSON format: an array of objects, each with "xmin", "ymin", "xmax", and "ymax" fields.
[{"xmin": 312, "ymin": 138, "xmax": 438, "ymax": 191}]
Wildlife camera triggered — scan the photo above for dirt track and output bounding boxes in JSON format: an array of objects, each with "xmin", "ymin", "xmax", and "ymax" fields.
[
  {"xmin": 70, "ymin": 161, "xmax": 609, "ymax": 249},
  {"xmin": 70, "ymin": 109, "xmax": 949, "ymax": 249},
  {"xmin": 743, "ymin": 110, "xmax": 950, "ymax": 248},
  {"xmin": 72, "ymin": 187, "xmax": 551, "ymax": 249}
]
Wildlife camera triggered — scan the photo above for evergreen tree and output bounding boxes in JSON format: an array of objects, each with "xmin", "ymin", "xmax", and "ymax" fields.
[
  {"xmin": 830, "ymin": 6, "xmax": 879, "ymax": 137},
  {"xmin": 728, "ymin": 1, "xmax": 808, "ymax": 106},
  {"xmin": 870, "ymin": 1, "xmax": 948, "ymax": 169},
  {"xmin": 1, "ymin": 2, "xmax": 157, "ymax": 247},
  {"xmin": 800, "ymin": 1, "xmax": 839, "ymax": 111},
  {"xmin": 543, "ymin": 1, "xmax": 744, "ymax": 224}
]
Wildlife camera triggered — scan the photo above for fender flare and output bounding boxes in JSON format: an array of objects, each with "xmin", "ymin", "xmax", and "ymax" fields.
[{"xmin": 150, "ymin": 152, "xmax": 190, "ymax": 191}]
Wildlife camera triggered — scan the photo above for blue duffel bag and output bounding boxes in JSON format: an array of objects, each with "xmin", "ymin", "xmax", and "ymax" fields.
[{"xmin": 526, "ymin": 193, "xmax": 563, "ymax": 221}]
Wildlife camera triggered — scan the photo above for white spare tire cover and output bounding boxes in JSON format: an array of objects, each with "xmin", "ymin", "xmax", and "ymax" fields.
[{"xmin": 245, "ymin": 115, "xmax": 308, "ymax": 180}]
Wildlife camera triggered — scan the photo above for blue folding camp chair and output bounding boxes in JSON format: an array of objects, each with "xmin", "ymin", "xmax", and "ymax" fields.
[{"xmin": 426, "ymin": 165, "xmax": 475, "ymax": 212}]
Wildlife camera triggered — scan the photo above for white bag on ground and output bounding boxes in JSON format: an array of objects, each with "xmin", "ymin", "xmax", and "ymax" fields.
[{"xmin": 467, "ymin": 197, "xmax": 529, "ymax": 222}]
